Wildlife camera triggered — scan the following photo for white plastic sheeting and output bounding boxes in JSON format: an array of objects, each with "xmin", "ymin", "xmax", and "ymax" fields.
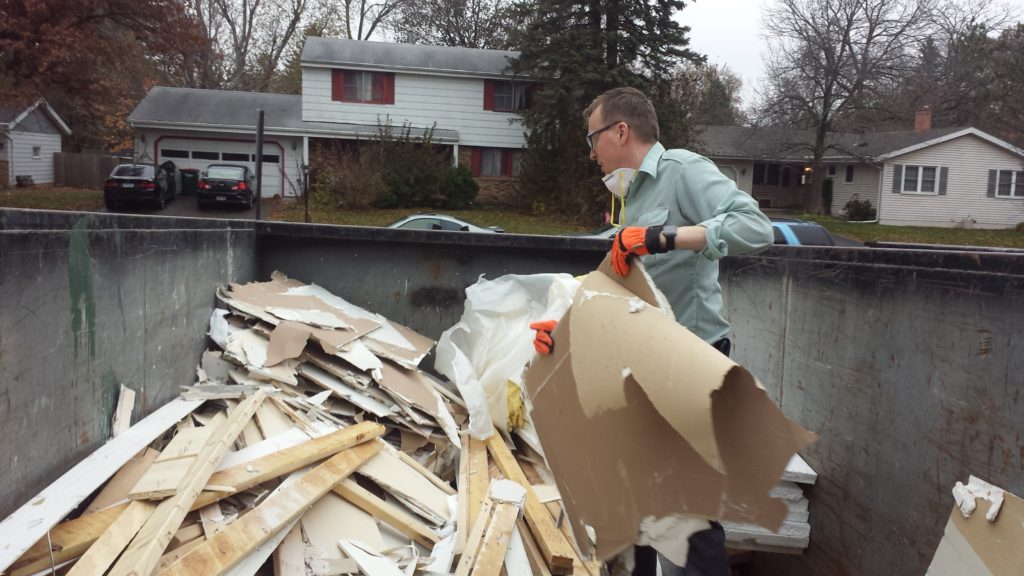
[{"xmin": 434, "ymin": 273, "xmax": 579, "ymax": 440}]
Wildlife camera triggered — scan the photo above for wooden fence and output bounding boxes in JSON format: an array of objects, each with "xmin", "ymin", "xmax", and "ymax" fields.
[{"xmin": 54, "ymin": 153, "xmax": 125, "ymax": 190}]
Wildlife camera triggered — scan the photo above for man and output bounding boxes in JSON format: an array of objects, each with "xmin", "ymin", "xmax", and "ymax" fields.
[{"xmin": 532, "ymin": 87, "xmax": 773, "ymax": 575}]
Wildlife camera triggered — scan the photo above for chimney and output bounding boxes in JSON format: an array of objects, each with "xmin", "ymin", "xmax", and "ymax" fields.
[{"xmin": 915, "ymin": 106, "xmax": 932, "ymax": 132}]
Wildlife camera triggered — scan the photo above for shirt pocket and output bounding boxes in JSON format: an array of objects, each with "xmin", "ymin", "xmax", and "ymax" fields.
[{"xmin": 636, "ymin": 206, "xmax": 669, "ymax": 227}]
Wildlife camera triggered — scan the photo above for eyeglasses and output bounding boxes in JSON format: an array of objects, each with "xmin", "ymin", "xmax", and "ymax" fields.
[{"xmin": 586, "ymin": 120, "xmax": 624, "ymax": 150}]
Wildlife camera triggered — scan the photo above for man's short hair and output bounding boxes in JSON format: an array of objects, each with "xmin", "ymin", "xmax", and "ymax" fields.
[{"xmin": 583, "ymin": 87, "xmax": 659, "ymax": 143}]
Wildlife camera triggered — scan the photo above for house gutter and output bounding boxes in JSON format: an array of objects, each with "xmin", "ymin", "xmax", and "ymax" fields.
[{"xmin": 129, "ymin": 120, "xmax": 461, "ymax": 144}]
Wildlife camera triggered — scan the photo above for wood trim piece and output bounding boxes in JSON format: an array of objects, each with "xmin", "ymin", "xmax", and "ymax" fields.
[
  {"xmin": 332, "ymin": 479, "xmax": 440, "ymax": 549},
  {"xmin": 485, "ymin": 433, "xmax": 577, "ymax": 575},
  {"xmin": 7, "ymin": 504, "xmax": 129, "ymax": 576},
  {"xmin": 454, "ymin": 497, "xmax": 495, "ymax": 576},
  {"xmin": 0, "ymin": 398, "xmax": 204, "ymax": 572},
  {"xmin": 109, "ymin": 391, "xmax": 267, "ymax": 576},
  {"xmin": 160, "ymin": 441, "xmax": 383, "ymax": 575}
]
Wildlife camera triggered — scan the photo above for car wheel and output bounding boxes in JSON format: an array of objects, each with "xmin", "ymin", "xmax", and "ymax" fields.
[
  {"xmin": 154, "ymin": 194, "xmax": 166, "ymax": 210},
  {"xmin": 105, "ymin": 200, "xmax": 119, "ymax": 212}
]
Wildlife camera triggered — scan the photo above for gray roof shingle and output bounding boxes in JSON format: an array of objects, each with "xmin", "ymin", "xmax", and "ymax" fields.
[
  {"xmin": 128, "ymin": 86, "xmax": 459, "ymax": 141},
  {"xmin": 695, "ymin": 125, "xmax": 967, "ymax": 162},
  {"xmin": 301, "ymin": 37, "xmax": 520, "ymax": 78}
]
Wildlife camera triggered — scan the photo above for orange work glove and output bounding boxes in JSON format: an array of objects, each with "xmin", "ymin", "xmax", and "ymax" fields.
[
  {"xmin": 610, "ymin": 226, "xmax": 666, "ymax": 276},
  {"xmin": 530, "ymin": 320, "xmax": 558, "ymax": 355}
]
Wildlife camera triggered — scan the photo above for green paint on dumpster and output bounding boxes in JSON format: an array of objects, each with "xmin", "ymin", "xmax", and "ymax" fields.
[{"xmin": 69, "ymin": 217, "xmax": 97, "ymax": 360}]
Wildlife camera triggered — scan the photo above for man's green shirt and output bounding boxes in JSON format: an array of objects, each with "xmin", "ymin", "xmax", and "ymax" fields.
[{"xmin": 624, "ymin": 142, "xmax": 773, "ymax": 343}]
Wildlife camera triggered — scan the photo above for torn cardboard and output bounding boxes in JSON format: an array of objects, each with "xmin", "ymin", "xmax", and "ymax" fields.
[
  {"xmin": 926, "ymin": 476, "xmax": 1024, "ymax": 576},
  {"xmin": 523, "ymin": 256, "xmax": 816, "ymax": 560}
]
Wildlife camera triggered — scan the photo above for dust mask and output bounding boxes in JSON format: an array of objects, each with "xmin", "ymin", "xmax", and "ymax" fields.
[{"xmin": 602, "ymin": 168, "xmax": 637, "ymax": 198}]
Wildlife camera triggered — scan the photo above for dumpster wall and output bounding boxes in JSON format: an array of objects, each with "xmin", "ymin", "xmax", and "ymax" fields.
[
  {"xmin": 0, "ymin": 209, "xmax": 256, "ymax": 518},
  {"xmin": 723, "ymin": 247, "xmax": 1024, "ymax": 576},
  {"xmin": 2, "ymin": 211, "xmax": 1022, "ymax": 576}
]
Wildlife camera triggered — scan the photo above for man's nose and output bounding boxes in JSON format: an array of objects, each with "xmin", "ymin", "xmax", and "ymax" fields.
[{"xmin": 589, "ymin": 148, "xmax": 598, "ymax": 161}]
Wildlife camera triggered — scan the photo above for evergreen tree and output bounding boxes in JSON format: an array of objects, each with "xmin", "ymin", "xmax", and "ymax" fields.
[{"xmin": 508, "ymin": 0, "xmax": 702, "ymax": 224}]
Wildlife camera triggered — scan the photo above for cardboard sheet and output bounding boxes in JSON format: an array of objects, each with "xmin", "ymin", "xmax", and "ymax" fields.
[
  {"xmin": 523, "ymin": 257, "xmax": 815, "ymax": 559},
  {"xmin": 926, "ymin": 477, "xmax": 1024, "ymax": 576}
]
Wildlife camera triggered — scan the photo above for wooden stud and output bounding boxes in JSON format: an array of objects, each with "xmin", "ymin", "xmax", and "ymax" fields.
[
  {"xmin": 455, "ymin": 498, "xmax": 495, "ymax": 576},
  {"xmin": 485, "ymin": 432, "xmax": 577, "ymax": 575},
  {"xmin": 518, "ymin": 518, "xmax": 554, "ymax": 576},
  {"xmin": 332, "ymin": 479, "xmax": 440, "ymax": 549},
  {"xmin": 112, "ymin": 384, "xmax": 136, "ymax": 437},
  {"xmin": 108, "ymin": 390, "xmax": 267, "ymax": 576},
  {"xmin": 467, "ymin": 435, "xmax": 490, "ymax": 531},
  {"xmin": 7, "ymin": 504, "xmax": 128, "ymax": 576},
  {"xmin": 85, "ymin": 448, "xmax": 159, "ymax": 514},
  {"xmin": 471, "ymin": 500, "xmax": 523, "ymax": 576},
  {"xmin": 456, "ymin": 431, "xmax": 472, "ymax": 555},
  {"xmin": 65, "ymin": 500, "xmax": 158, "ymax": 576},
  {"xmin": 160, "ymin": 441, "xmax": 382, "ymax": 575}
]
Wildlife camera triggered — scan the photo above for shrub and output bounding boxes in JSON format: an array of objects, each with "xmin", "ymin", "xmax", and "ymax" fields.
[
  {"xmin": 842, "ymin": 197, "xmax": 877, "ymax": 221},
  {"xmin": 439, "ymin": 165, "xmax": 479, "ymax": 209},
  {"xmin": 310, "ymin": 143, "xmax": 385, "ymax": 209}
]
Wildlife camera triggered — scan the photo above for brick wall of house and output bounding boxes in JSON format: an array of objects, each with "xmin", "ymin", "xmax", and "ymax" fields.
[{"xmin": 458, "ymin": 147, "xmax": 523, "ymax": 207}]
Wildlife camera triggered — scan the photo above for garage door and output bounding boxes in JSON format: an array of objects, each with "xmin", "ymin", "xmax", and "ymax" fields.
[{"xmin": 156, "ymin": 138, "xmax": 285, "ymax": 197}]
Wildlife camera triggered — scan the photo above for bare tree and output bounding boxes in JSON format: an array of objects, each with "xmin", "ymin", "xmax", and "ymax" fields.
[
  {"xmin": 387, "ymin": 0, "xmax": 518, "ymax": 49},
  {"xmin": 336, "ymin": 0, "xmax": 409, "ymax": 40},
  {"xmin": 756, "ymin": 0, "xmax": 935, "ymax": 213}
]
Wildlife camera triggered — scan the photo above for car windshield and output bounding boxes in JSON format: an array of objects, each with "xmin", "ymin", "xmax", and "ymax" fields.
[
  {"xmin": 792, "ymin": 225, "xmax": 834, "ymax": 246},
  {"xmin": 207, "ymin": 166, "xmax": 246, "ymax": 180},
  {"xmin": 113, "ymin": 165, "xmax": 151, "ymax": 178}
]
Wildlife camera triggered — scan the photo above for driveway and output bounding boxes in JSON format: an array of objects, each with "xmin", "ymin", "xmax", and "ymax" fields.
[{"xmin": 100, "ymin": 193, "xmax": 262, "ymax": 220}]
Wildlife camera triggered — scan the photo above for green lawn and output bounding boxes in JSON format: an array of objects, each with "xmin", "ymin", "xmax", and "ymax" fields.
[
  {"xmin": 0, "ymin": 186, "xmax": 103, "ymax": 211},
  {"xmin": 798, "ymin": 214, "xmax": 1024, "ymax": 249},
  {"xmin": 268, "ymin": 201, "xmax": 591, "ymax": 236}
]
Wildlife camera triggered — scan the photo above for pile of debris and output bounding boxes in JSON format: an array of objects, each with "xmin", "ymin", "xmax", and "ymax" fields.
[{"xmin": 0, "ymin": 274, "xmax": 600, "ymax": 576}]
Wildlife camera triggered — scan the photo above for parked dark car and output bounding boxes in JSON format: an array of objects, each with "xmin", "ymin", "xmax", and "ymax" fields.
[
  {"xmin": 103, "ymin": 162, "xmax": 176, "ymax": 210},
  {"xmin": 197, "ymin": 164, "xmax": 256, "ymax": 209}
]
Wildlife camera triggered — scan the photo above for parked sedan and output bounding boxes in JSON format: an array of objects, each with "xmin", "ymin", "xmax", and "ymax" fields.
[
  {"xmin": 197, "ymin": 164, "xmax": 256, "ymax": 209},
  {"xmin": 387, "ymin": 213, "xmax": 504, "ymax": 233},
  {"xmin": 103, "ymin": 163, "xmax": 175, "ymax": 210}
]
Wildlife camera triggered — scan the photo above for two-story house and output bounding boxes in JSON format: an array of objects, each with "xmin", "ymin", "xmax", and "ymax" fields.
[{"xmin": 128, "ymin": 37, "xmax": 534, "ymax": 202}]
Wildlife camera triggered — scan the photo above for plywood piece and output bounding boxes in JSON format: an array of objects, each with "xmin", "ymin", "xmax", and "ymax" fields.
[
  {"xmin": 109, "ymin": 391, "xmax": 266, "ymax": 576},
  {"xmin": 194, "ymin": 421, "xmax": 385, "ymax": 510},
  {"xmin": 332, "ymin": 479, "xmax": 440, "ymax": 549},
  {"xmin": 86, "ymin": 448, "xmax": 159, "ymax": 514},
  {"xmin": 0, "ymin": 398, "xmax": 203, "ymax": 572},
  {"xmin": 112, "ymin": 384, "xmax": 136, "ymax": 437},
  {"xmin": 358, "ymin": 449, "xmax": 451, "ymax": 526},
  {"xmin": 7, "ymin": 504, "xmax": 129, "ymax": 576},
  {"xmin": 128, "ymin": 455, "xmax": 200, "ymax": 500},
  {"xmin": 303, "ymin": 493, "xmax": 384, "ymax": 559},
  {"xmin": 65, "ymin": 500, "xmax": 158, "ymax": 576},
  {"xmin": 485, "ymin": 432, "xmax": 577, "ymax": 575},
  {"xmin": 160, "ymin": 441, "xmax": 382, "ymax": 575},
  {"xmin": 157, "ymin": 425, "xmax": 220, "ymax": 463}
]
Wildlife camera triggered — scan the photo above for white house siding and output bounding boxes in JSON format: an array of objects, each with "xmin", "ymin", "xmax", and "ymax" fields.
[
  {"xmin": 134, "ymin": 129, "xmax": 303, "ymax": 198},
  {"xmin": 10, "ymin": 132, "xmax": 61, "ymax": 185},
  {"xmin": 829, "ymin": 163, "xmax": 880, "ymax": 217},
  {"xmin": 302, "ymin": 68, "xmax": 526, "ymax": 149},
  {"xmin": 711, "ymin": 160, "xmax": 754, "ymax": 195},
  {"xmin": 879, "ymin": 134, "xmax": 1024, "ymax": 229}
]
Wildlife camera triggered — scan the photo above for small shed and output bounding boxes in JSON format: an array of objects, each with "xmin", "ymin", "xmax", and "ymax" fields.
[{"xmin": 0, "ymin": 99, "xmax": 72, "ymax": 187}]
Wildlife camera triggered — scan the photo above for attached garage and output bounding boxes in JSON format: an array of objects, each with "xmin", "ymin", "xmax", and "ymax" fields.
[{"xmin": 153, "ymin": 136, "xmax": 289, "ymax": 198}]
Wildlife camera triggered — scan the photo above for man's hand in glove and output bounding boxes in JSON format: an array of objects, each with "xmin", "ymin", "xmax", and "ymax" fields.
[
  {"xmin": 530, "ymin": 320, "xmax": 558, "ymax": 355},
  {"xmin": 610, "ymin": 226, "xmax": 667, "ymax": 276}
]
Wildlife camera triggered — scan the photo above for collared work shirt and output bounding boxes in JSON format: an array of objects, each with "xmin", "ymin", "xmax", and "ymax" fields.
[{"xmin": 624, "ymin": 142, "xmax": 772, "ymax": 343}]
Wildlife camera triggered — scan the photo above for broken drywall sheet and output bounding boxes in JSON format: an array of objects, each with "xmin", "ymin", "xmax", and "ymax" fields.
[
  {"xmin": 926, "ymin": 476, "xmax": 1024, "ymax": 576},
  {"xmin": 523, "ymin": 256, "xmax": 816, "ymax": 560}
]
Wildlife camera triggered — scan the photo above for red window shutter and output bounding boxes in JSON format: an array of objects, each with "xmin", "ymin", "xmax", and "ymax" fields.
[
  {"xmin": 502, "ymin": 150, "xmax": 513, "ymax": 177},
  {"xmin": 331, "ymin": 70, "xmax": 344, "ymax": 101},
  {"xmin": 483, "ymin": 80, "xmax": 495, "ymax": 111},
  {"xmin": 383, "ymin": 73, "xmax": 395, "ymax": 104},
  {"xmin": 470, "ymin": 148, "xmax": 482, "ymax": 177}
]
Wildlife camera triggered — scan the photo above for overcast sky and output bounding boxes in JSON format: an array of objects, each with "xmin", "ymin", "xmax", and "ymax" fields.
[{"xmin": 675, "ymin": 0, "xmax": 1024, "ymax": 108}]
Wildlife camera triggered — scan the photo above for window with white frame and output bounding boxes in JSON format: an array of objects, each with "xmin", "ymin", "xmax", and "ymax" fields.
[
  {"xmin": 902, "ymin": 165, "xmax": 939, "ymax": 194},
  {"xmin": 845, "ymin": 165, "xmax": 854, "ymax": 183},
  {"xmin": 32, "ymin": 146, "xmax": 41, "ymax": 159},
  {"xmin": 480, "ymin": 149, "xmax": 503, "ymax": 177},
  {"xmin": 994, "ymin": 170, "xmax": 1024, "ymax": 198}
]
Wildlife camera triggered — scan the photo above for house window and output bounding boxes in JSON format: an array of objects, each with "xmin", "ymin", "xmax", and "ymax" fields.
[
  {"xmin": 902, "ymin": 165, "xmax": 939, "ymax": 194},
  {"xmin": 470, "ymin": 147, "xmax": 521, "ymax": 178},
  {"xmin": 484, "ymin": 80, "xmax": 531, "ymax": 111},
  {"xmin": 827, "ymin": 165, "xmax": 837, "ymax": 177},
  {"xmin": 331, "ymin": 69, "xmax": 395, "ymax": 104},
  {"xmin": 845, "ymin": 165, "xmax": 855, "ymax": 183},
  {"xmin": 222, "ymin": 152, "xmax": 249, "ymax": 162},
  {"xmin": 753, "ymin": 163, "xmax": 765, "ymax": 185},
  {"xmin": 32, "ymin": 146, "xmax": 41, "ymax": 159},
  {"xmin": 995, "ymin": 170, "xmax": 1024, "ymax": 198}
]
